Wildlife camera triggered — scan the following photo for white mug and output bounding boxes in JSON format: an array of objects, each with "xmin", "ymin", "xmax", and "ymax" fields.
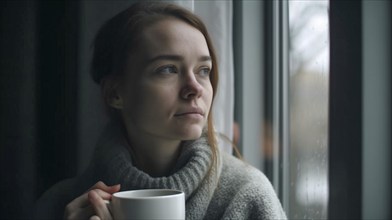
[{"xmin": 108, "ymin": 189, "xmax": 185, "ymax": 220}]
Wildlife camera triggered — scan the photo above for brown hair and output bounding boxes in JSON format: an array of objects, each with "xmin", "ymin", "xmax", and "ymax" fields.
[{"xmin": 91, "ymin": 2, "xmax": 219, "ymax": 171}]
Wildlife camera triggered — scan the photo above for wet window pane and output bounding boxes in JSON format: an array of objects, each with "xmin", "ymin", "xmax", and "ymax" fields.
[{"xmin": 288, "ymin": 1, "xmax": 329, "ymax": 219}]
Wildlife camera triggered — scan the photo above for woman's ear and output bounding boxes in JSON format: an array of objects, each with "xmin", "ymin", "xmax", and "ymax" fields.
[{"xmin": 101, "ymin": 76, "xmax": 124, "ymax": 110}]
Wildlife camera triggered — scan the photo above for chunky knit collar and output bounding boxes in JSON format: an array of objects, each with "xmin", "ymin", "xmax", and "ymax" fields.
[{"xmin": 88, "ymin": 122, "xmax": 222, "ymax": 214}]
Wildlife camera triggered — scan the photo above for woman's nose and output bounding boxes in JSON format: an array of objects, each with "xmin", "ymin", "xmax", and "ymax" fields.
[{"xmin": 180, "ymin": 73, "xmax": 203, "ymax": 100}]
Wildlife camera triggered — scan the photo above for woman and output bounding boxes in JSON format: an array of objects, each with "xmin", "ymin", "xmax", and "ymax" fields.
[{"xmin": 35, "ymin": 2, "xmax": 286, "ymax": 220}]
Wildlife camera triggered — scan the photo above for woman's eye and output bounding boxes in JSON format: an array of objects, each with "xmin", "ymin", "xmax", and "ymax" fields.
[
  {"xmin": 156, "ymin": 65, "xmax": 178, "ymax": 75},
  {"xmin": 199, "ymin": 67, "xmax": 211, "ymax": 76}
]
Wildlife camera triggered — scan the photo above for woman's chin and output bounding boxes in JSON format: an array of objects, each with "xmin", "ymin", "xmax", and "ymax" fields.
[{"xmin": 175, "ymin": 127, "xmax": 203, "ymax": 140}]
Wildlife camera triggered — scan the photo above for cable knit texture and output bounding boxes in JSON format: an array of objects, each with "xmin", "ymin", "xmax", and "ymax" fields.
[{"xmin": 35, "ymin": 123, "xmax": 286, "ymax": 220}]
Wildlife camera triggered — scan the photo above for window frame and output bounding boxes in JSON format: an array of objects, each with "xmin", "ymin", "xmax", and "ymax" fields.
[{"xmin": 328, "ymin": 1, "xmax": 363, "ymax": 218}]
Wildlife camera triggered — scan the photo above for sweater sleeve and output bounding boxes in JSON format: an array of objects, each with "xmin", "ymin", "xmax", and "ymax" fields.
[{"xmin": 34, "ymin": 178, "xmax": 78, "ymax": 220}]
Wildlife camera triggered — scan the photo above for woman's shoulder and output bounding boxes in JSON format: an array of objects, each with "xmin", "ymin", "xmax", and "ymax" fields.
[
  {"xmin": 220, "ymin": 151, "xmax": 270, "ymax": 184},
  {"xmin": 219, "ymin": 151, "xmax": 279, "ymax": 200},
  {"xmin": 215, "ymin": 151, "xmax": 287, "ymax": 219}
]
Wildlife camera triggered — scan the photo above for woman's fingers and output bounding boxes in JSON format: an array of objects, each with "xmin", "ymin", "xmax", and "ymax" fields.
[
  {"xmin": 90, "ymin": 181, "xmax": 121, "ymax": 194},
  {"xmin": 87, "ymin": 182, "xmax": 121, "ymax": 220},
  {"xmin": 88, "ymin": 190, "xmax": 113, "ymax": 220},
  {"xmin": 67, "ymin": 192, "xmax": 91, "ymax": 209},
  {"xmin": 64, "ymin": 181, "xmax": 120, "ymax": 220},
  {"xmin": 67, "ymin": 187, "xmax": 115, "ymax": 209},
  {"xmin": 75, "ymin": 182, "xmax": 121, "ymax": 208},
  {"xmin": 64, "ymin": 203, "xmax": 95, "ymax": 220}
]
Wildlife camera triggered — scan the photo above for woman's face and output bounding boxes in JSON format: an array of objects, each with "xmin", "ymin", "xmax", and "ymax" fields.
[{"xmin": 117, "ymin": 18, "xmax": 213, "ymax": 143}]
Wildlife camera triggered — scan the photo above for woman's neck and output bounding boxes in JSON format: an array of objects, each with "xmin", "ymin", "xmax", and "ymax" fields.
[{"xmin": 125, "ymin": 130, "xmax": 182, "ymax": 177}]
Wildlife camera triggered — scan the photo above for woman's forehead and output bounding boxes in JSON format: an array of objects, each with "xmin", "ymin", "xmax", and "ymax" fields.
[{"xmin": 137, "ymin": 18, "xmax": 210, "ymax": 59}]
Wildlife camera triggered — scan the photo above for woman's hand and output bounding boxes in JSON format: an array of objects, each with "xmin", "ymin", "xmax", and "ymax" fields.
[{"xmin": 64, "ymin": 181, "xmax": 121, "ymax": 220}]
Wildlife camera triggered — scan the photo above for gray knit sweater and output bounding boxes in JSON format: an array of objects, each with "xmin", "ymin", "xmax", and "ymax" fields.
[{"xmin": 35, "ymin": 123, "xmax": 286, "ymax": 219}]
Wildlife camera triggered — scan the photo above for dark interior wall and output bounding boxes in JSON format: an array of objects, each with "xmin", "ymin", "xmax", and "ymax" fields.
[
  {"xmin": 0, "ymin": 1, "xmax": 135, "ymax": 219},
  {"xmin": 35, "ymin": 0, "xmax": 79, "ymax": 197},
  {"xmin": 1, "ymin": 0, "xmax": 79, "ymax": 218},
  {"xmin": 0, "ymin": 1, "xmax": 38, "ymax": 218}
]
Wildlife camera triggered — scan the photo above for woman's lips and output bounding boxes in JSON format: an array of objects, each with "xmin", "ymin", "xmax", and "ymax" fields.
[
  {"xmin": 174, "ymin": 112, "xmax": 203, "ymax": 116},
  {"xmin": 174, "ymin": 107, "xmax": 204, "ymax": 116},
  {"xmin": 175, "ymin": 113, "xmax": 203, "ymax": 120},
  {"xmin": 174, "ymin": 107, "xmax": 204, "ymax": 119}
]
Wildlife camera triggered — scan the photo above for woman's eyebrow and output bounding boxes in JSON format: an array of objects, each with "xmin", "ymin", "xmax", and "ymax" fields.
[
  {"xmin": 148, "ymin": 55, "xmax": 182, "ymax": 63},
  {"xmin": 147, "ymin": 54, "xmax": 211, "ymax": 63},
  {"xmin": 199, "ymin": 55, "xmax": 212, "ymax": 62}
]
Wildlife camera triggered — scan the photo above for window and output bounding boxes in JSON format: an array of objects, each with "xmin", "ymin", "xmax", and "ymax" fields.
[
  {"xmin": 234, "ymin": 0, "xmax": 330, "ymax": 218},
  {"xmin": 288, "ymin": 1, "xmax": 329, "ymax": 219},
  {"xmin": 237, "ymin": 0, "xmax": 330, "ymax": 218}
]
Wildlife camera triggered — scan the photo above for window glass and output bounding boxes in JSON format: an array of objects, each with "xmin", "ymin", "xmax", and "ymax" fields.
[{"xmin": 288, "ymin": 1, "xmax": 329, "ymax": 219}]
